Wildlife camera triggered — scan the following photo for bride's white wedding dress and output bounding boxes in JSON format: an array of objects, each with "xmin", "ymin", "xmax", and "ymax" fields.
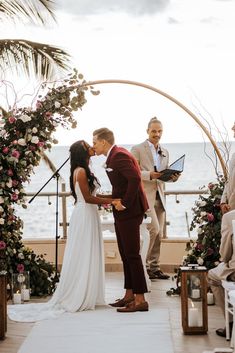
[{"xmin": 8, "ymin": 182, "xmax": 106, "ymax": 322}]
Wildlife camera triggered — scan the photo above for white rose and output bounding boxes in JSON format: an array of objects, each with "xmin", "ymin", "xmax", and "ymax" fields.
[
  {"xmin": 197, "ymin": 257, "xmax": 204, "ymax": 265},
  {"xmin": 0, "ymin": 129, "xmax": 6, "ymax": 136},
  {"xmin": 31, "ymin": 136, "xmax": 39, "ymax": 144},
  {"xmin": 32, "ymin": 127, "xmax": 38, "ymax": 133},
  {"xmin": 0, "ymin": 218, "xmax": 4, "ymax": 225},
  {"xmin": 18, "ymin": 138, "xmax": 26, "ymax": 146},
  {"xmin": 18, "ymin": 253, "xmax": 24, "ymax": 259},
  {"xmin": 0, "ymin": 206, "xmax": 3, "ymax": 212},
  {"xmin": 6, "ymin": 179, "xmax": 12, "ymax": 188},
  {"xmin": 200, "ymin": 211, "xmax": 207, "ymax": 217},
  {"xmin": 197, "ymin": 228, "xmax": 203, "ymax": 234},
  {"xmin": 19, "ymin": 114, "xmax": 31, "ymax": 123},
  {"xmin": 54, "ymin": 101, "xmax": 61, "ymax": 108},
  {"xmin": 199, "ymin": 201, "xmax": 207, "ymax": 207},
  {"xmin": 188, "ymin": 250, "xmax": 193, "ymax": 255},
  {"xmin": 0, "ymin": 196, "xmax": 4, "ymax": 204}
]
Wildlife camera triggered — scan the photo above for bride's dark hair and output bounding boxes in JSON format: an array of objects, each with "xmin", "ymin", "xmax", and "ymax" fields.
[{"xmin": 69, "ymin": 140, "xmax": 99, "ymax": 203}]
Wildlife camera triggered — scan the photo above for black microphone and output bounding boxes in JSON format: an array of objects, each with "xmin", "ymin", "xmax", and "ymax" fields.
[{"xmin": 154, "ymin": 166, "xmax": 157, "ymax": 172}]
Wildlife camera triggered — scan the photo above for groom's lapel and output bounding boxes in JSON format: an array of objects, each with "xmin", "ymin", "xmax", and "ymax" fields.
[{"xmin": 106, "ymin": 145, "xmax": 117, "ymax": 166}]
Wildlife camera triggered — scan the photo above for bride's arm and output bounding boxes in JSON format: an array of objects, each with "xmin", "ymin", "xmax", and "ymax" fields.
[{"xmin": 75, "ymin": 168, "xmax": 114, "ymax": 205}]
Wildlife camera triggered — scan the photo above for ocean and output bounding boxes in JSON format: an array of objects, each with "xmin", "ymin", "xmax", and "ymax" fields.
[{"xmin": 16, "ymin": 141, "xmax": 235, "ymax": 239}]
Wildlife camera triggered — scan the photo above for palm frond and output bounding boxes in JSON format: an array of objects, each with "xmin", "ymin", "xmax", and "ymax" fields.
[
  {"xmin": 0, "ymin": 39, "xmax": 71, "ymax": 79},
  {"xmin": 0, "ymin": 0, "xmax": 56, "ymax": 25}
]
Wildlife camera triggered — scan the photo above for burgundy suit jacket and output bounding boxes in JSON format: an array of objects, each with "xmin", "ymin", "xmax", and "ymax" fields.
[{"xmin": 106, "ymin": 146, "xmax": 149, "ymax": 220}]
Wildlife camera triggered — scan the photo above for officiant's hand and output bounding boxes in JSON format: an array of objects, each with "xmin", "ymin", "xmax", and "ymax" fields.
[
  {"xmin": 150, "ymin": 171, "xmax": 162, "ymax": 180},
  {"xmin": 170, "ymin": 173, "xmax": 181, "ymax": 182}
]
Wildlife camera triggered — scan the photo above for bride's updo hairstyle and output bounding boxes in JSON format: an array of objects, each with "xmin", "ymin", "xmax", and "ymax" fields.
[{"xmin": 69, "ymin": 140, "xmax": 99, "ymax": 203}]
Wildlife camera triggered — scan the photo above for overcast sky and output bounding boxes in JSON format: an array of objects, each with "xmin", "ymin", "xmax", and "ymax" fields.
[{"xmin": 1, "ymin": 0, "xmax": 235, "ymax": 145}]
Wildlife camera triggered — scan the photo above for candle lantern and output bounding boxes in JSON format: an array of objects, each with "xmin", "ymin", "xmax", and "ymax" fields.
[
  {"xmin": 12, "ymin": 271, "xmax": 30, "ymax": 304},
  {"xmin": 180, "ymin": 265, "xmax": 208, "ymax": 335}
]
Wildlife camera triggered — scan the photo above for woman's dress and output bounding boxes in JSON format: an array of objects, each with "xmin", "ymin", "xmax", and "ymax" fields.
[{"xmin": 8, "ymin": 182, "xmax": 106, "ymax": 322}]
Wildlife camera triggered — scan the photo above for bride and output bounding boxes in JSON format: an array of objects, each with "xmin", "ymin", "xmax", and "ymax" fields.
[{"xmin": 8, "ymin": 140, "xmax": 116, "ymax": 322}]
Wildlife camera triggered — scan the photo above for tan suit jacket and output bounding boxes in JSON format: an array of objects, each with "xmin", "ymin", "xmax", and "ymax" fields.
[
  {"xmin": 221, "ymin": 153, "xmax": 235, "ymax": 210},
  {"xmin": 130, "ymin": 140, "xmax": 169, "ymax": 210},
  {"xmin": 210, "ymin": 209, "xmax": 235, "ymax": 280}
]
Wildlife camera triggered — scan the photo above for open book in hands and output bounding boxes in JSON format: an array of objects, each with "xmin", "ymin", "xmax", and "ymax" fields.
[{"xmin": 157, "ymin": 154, "xmax": 185, "ymax": 182}]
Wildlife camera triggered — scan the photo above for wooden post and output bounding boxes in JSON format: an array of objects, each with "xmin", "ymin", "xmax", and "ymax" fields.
[{"xmin": 0, "ymin": 274, "xmax": 7, "ymax": 340}]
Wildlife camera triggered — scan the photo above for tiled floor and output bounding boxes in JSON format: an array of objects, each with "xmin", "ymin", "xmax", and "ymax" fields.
[{"xmin": 0, "ymin": 272, "xmax": 232, "ymax": 353}]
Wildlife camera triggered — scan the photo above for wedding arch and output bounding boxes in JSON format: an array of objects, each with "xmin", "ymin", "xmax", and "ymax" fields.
[
  {"xmin": 82, "ymin": 79, "xmax": 227, "ymax": 179},
  {"xmin": 0, "ymin": 72, "xmax": 227, "ymax": 295}
]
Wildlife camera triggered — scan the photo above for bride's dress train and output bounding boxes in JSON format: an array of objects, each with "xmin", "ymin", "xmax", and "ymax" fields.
[{"xmin": 8, "ymin": 182, "xmax": 106, "ymax": 322}]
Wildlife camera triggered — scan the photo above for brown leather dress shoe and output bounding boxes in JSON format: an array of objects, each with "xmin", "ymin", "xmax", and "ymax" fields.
[
  {"xmin": 109, "ymin": 297, "xmax": 134, "ymax": 308},
  {"xmin": 117, "ymin": 301, "xmax": 149, "ymax": 313}
]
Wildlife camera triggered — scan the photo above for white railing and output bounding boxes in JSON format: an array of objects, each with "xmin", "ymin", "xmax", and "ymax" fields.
[{"xmin": 25, "ymin": 186, "xmax": 208, "ymax": 239}]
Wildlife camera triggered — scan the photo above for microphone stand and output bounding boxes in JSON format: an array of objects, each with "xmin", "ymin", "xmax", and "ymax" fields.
[{"xmin": 28, "ymin": 157, "xmax": 69, "ymax": 282}]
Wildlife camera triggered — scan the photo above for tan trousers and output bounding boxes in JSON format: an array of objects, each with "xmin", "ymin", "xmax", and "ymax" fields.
[
  {"xmin": 208, "ymin": 268, "xmax": 235, "ymax": 321},
  {"xmin": 146, "ymin": 195, "xmax": 165, "ymax": 272}
]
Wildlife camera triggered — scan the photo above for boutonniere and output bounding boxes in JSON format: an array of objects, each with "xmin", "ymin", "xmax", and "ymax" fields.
[{"xmin": 105, "ymin": 168, "xmax": 113, "ymax": 172}]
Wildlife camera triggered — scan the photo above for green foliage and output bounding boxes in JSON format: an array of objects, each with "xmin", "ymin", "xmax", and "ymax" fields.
[{"xmin": 184, "ymin": 176, "xmax": 225, "ymax": 269}]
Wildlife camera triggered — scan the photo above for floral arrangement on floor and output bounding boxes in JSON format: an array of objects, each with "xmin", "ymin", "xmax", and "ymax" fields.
[
  {"xmin": 0, "ymin": 70, "xmax": 99, "ymax": 295},
  {"xmin": 167, "ymin": 175, "xmax": 225, "ymax": 296}
]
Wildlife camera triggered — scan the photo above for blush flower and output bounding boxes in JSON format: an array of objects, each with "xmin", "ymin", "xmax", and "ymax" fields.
[
  {"xmin": 17, "ymin": 264, "xmax": 24, "ymax": 273},
  {"xmin": 0, "ymin": 241, "xmax": 6, "ymax": 249},
  {"xmin": 207, "ymin": 213, "xmax": 214, "ymax": 222}
]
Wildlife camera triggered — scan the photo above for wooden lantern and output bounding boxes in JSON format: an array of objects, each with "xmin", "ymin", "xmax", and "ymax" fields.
[{"xmin": 180, "ymin": 265, "xmax": 208, "ymax": 335}]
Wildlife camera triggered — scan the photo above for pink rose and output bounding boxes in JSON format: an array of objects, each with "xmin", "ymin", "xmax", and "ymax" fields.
[
  {"xmin": 7, "ymin": 169, "xmax": 13, "ymax": 176},
  {"xmin": 29, "ymin": 145, "xmax": 36, "ymax": 151},
  {"xmin": 8, "ymin": 116, "xmax": 16, "ymax": 124},
  {"xmin": 36, "ymin": 101, "xmax": 42, "ymax": 109},
  {"xmin": 37, "ymin": 141, "xmax": 45, "ymax": 148},
  {"xmin": 17, "ymin": 264, "xmax": 24, "ymax": 273},
  {"xmin": 0, "ymin": 241, "xmax": 6, "ymax": 250},
  {"xmin": 11, "ymin": 193, "xmax": 18, "ymax": 201},
  {"xmin": 2, "ymin": 147, "xmax": 9, "ymax": 154},
  {"xmin": 12, "ymin": 150, "xmax": 20, "ymax": 159},
  {"xmin": 207, "ymin": 213, "xmax": 214, "ymax": 222},
  {"xmin": 12, "ymin": 140, "xmax": 18, "ymax": 145},
  {"xmin": 12, "ymin": 180, "xmax": 18, "ymax": 187},
  {"xmin": 45, "ymin": 112, "xmax": 52, "ymax": 119}
]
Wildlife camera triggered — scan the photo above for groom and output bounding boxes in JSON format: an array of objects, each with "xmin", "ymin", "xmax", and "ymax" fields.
[{"xmin": 93, "ymin": 127, "xmax": 149, "ymax": 312}]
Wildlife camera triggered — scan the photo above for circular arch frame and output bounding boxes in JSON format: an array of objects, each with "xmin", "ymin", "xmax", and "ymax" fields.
[{"xmin": 82, "ymin": 79, "xmax": 227, "ymax": 179}]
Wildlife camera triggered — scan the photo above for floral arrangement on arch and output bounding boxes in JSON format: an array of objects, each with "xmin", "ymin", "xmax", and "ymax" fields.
[
  {"xmin": 167, "ymin": 176, "xmax": 225, "ymax": 296},
  {"xmin": 184, "ymin": 175, "xmax": 225, "ymax": 270},
  {"xmin": 0, "ymin": 70, "xmax": 99, "ymax": 295}
]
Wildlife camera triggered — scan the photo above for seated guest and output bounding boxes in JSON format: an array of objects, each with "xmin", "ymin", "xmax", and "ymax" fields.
[{"xmin": 208, "ymin": 209, "xmax": 235, "ymax": 337}]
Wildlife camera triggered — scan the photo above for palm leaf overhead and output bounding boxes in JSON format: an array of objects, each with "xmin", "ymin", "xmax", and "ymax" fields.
[
  {"xmin": 0, "ymin": 0, "xmax": 56, "ymax": 25},
  {"xmin": 0, "ymin": 39, "xmax": 71, "ymax": 79},
  {"xmin": 0, "ymin": 1, "xmax": 71, "ymax": 80}
]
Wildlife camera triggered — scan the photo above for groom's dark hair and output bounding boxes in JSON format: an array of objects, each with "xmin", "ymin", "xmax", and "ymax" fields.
[{"xmin": 93, "ymin": 128, "xmax": 115, "ymax": 145}]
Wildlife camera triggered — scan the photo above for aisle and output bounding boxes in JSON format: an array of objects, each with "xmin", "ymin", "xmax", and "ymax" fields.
[{"xmin": 18, "ymin": 306, "xmax": 173, "ymax": 353}]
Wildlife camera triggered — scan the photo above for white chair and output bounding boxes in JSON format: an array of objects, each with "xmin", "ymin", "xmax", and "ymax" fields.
[
  {"xmin": 228, "ymin": 289, "xmax": 235, "ymax": 348},
  {"xmin": 221, "ymin": 280, "xmax": 235, "ymax": 341}
]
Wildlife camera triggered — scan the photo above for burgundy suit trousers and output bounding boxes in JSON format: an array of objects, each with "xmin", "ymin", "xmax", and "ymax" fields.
[{"xmin": 114, "ymin": 214, "xmax": 148, "ymax": 294}]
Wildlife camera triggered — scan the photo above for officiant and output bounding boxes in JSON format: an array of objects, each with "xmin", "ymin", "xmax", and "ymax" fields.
[{"xmin": 131, "ymin": 117, "xmax": 180, "ymax": 280}]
